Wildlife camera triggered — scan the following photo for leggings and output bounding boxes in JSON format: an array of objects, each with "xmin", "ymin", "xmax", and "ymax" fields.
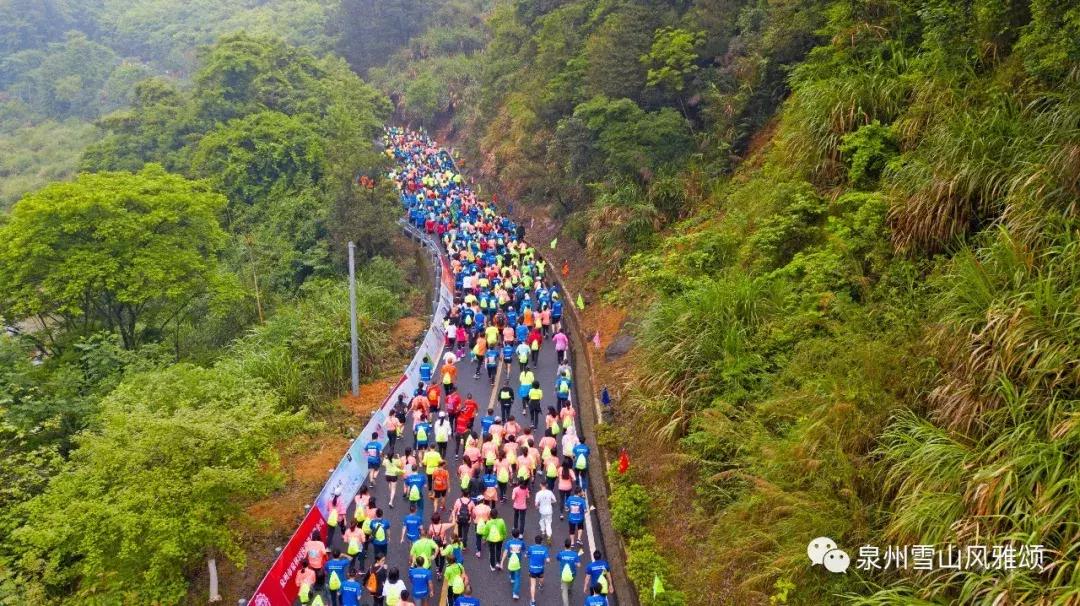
[{"xmin": 489, "ymin": 540, "xmax": 504, "ymax": 569}]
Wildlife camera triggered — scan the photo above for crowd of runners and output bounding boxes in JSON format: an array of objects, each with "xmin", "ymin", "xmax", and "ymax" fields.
[{"xmin": 290, "ymin": 128, "xmax": 613, "ymax": 606}]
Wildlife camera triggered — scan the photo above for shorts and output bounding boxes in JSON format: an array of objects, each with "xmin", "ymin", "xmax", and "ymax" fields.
[
  {"xmin": 530, "ymin": 570, "xmax": 544, "ymax": 579},
  {"xmin": 386, "ymin": 475, "xmax": 399, "ymax": 483},
  {"xmin": 568, "ymin": 521, "xmax": 583, "ymax": 533},
  {"xmin": 434, "ymin": 489, "xmax": 447, "ymax": 498},
  {"xmin": 368, "ymin": 461, "xmax": 380, "ymax": 470},
  {"xmin": 552, "ymin": 315, "xmax": 562, "ymax": 323}
]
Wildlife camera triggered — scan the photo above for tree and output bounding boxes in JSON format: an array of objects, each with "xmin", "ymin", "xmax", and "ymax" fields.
[
  {"xmin": 190, "ymin": 110, "xmax": 325, "ymax": 214},
  {"xmin": 10, "ymin": 364, "xmax": 305, "ymax": 604},
  {"xmin": 0, "ymin": 165, "xmax": 235, "ymax": 350},
  {"xmin": 641, "ymin": 27, "xmax": 704, "ymax": 120},
  {"xmin": 333, "ymin": 0, "xmax": 432, "ymax": 75},
  {"xmin": 565, "ymin": 96, "xmax": 693, "ymax": 181},
  {"xmin": 582, "ymin": 5, "xmax": 658, "ymax": 101}
]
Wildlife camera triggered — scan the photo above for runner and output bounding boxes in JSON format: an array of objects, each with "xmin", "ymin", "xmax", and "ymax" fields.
[
  {"xmin": 534, "ymin": 484, "xmax": 557, "ymax": 543},
  {"xmin": 341, "ymin": 569, "xmax": 362, "ymax": 606},
  {"xmin": 408, "ymin": 557, "xmax": 434, "ymax": 606},
  {"xmin": 383, "ymin": 451, "xmax": 402, "ymax": 508},
  {"xmin": 527, "ymin": 534, "xmax": 550, "ymax": 606},
  {"xmin": 326, "ymin": 550, "xmax": 350, "ymax": 606},
  {"xmin": 554, "ymin": 538, "xmax": 580, "ymax": 606},
  {"xmin": 383, "ymin": 568, "xmax": 406, "ymax": 606},
  {"xmin": 366, "ymin": 431, "xmax": 383, "ymax": 488},
  {"xmin": 565, "ymin": 487, "xmax": 588, "ymax": 548},
  {"xmin": 585, "ymin": 550, "xmax": 613, "ymax": 599},
  {"xmin": 485, "ymin": 508, "xmax": 509, "ymax": 572},
  {"xmin": 503, "ymin": 529, "xmax": 527, "ymax": 600}
]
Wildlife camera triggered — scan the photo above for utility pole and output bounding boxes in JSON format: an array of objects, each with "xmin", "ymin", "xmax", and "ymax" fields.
[{"xmin": 348, "ymin": 241, "xmax": 360, "ymax": 397}]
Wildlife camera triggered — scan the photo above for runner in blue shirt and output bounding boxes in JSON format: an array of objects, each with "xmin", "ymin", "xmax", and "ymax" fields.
[
  {"xmin": 527, "ymin": 534, "xmax": 549, "ymax": 606},
  {"xmin": 401, "ymin": 505, "xmax": 423, "ymax": 543},
  {"xmin": 572, "ymin": 442, "xmax": 591, "ymax": 490},
  {"xmin": 325, "ymin": 550, "xmax": 351, "ymax": 603},
  {"xmin": 365, "ymin": 432, "xmax": 383, "ymax": 487},
  {"xmin": 502, "ymin": 530, "xmax": 526, "ymax": 600},
  {"xmin": 565, "ymin": 488, "xmax": 588, "ymax": 547},
  {"xmin": 501, "ymin": 343, "xmax": 514, "ymax": 372},
  {"xmin": 585, "ymin": 585, "xmax": 609, "ymax": 606},
  {"xmin": 556, "ymin": 538, "xmax": 581, "ymax": 606},
  {"xmin": 480, "ymin": 409, "xmax": 495, "ymax": 437},
  {"xmin": 414, "ymin": 419, "xmax": 432, "ymax": 449},
  {"xmin": 585, "ymin": 551, "xmax": 612, "ymax": 598},
  {"xmin": 454, "ymin": 590, "xmax": 481, "ymax": 606},
  {"xmin": 405, "ymin": 469, "xmax": 427, "ymax": 517},
  {"xmin": 409, "ymin": 558, "xmax": 435, "ymax": 606},
  {"xmin": 369, "ymin": 510, "xmax": 391, "ymax": 558},
  {"xmin": 420, "ymin": 355, "xmax": 433, "ymax": 383},
  {"xmin": 341, "ymin": 569, "xmax": 362, "ymax": 606},
  {"xmin": 485, "ymin": 347, "xmax": 499, "ymax": 385}
]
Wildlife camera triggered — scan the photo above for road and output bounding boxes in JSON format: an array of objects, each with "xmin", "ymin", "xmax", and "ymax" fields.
[{"xmin": 314, "ymin": 328, "xmax": 598, "ymax": 606}]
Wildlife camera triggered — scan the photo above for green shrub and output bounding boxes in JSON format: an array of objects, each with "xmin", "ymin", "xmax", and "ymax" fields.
[
  {"xmin": 625, "ymin": 534, "xmax": 685, "ymax": 606},
  {"xmin": 839, "ymin": 121, "xmax": 897, "ymax": 188},
  {"xmin": 610, "ymin": 481, "xmax": 650, "ymax": 538}
]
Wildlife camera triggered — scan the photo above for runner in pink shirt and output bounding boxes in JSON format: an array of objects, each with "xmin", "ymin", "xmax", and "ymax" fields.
[
  {"xmin": 553, "ymin": 329, "xmax": 569, "ymax": 364},
  {"xmin": 511, "ymin": 480, "xmax": 530, "ymax": 536}
]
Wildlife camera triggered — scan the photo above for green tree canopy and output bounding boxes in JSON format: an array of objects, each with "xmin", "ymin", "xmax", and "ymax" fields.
[
  {"xmin": 561, "ymin": 96, "xmax": 693, "ymax": 181},
  {"xmin": 190, "ymin": 110, "xmax": 325, "ymax": 211},
  {"xmin": 641, "ymin": 27, "xmax": 704, "ymax": 94},
  {"xmin": 0, "ymin": 165, "xmax": 236, "ymax": 350},
  {"xmin": 10, "ymin": 363, "xmax": 305, "ymax": 604}
]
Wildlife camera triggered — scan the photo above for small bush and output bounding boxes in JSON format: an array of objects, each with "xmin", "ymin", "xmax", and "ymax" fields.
[{"xmin": 610, "ymin": 481, "xmax": 650, "ymax": 538}]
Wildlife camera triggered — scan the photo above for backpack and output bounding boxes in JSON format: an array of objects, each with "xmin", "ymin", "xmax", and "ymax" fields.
[
  {"xmin": 327, "ymin": 508, "xmax": 339, "ymax": 527},
  {"xmin": 409, "ymin": 483, "xmax": 421, "ymax": 501},
  {"xmin": 452, "ymin": 572, "xmax": 466, "ymax": 594},
  {"xmin": 375, "ymin": 522, "xmax": 387, "ymax": 542},
  {"xmin": 561, "ymin": 563, "xmax": 574, "ymax": 583},
  {"xmin": 459, "ymin": 473, "xmax": 470, "ymax": 491},
  {"xmin": 365, "ymin": 570, "xmax": 379, "ymax": 594},
  {"xmin": 575, "ymin": 453, "xmax": 587, "ymax": 470},
  {"xmin": 456, "ymin": 500, "xmax": 472, "ymax": 524},
  {"xmin": 417, "ymin": 426, "xmax": 428, "ymax": 442},
  {"xmin": 347, "ymin": 535, "xmax": 361, "ymax": 556},
  {"xmin": 329, "ymin": 569, "xmax": 342, "ymax": 591},
  {"xmin": 299, "ymin": 583, "xmax": 312, "ymax": 603},
  {"xmin": 508, "ymin": 552, "xmax": 521, "ymax": 572},
  {"xmin": 443, "ymin": 370, "xmax": 452, "ymax": 385},
  {"xmin": 312, "ymin": 594, "xmax": 326, "ymax": 606}
]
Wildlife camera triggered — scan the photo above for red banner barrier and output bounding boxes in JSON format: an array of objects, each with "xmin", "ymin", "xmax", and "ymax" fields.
[
  {"xmin": 248, "ymin": 507, "xmax": 327, "ymax": 606},
  {"xmin": 441, "ymin": 257, "xmax": 455, "ymax": 295}
]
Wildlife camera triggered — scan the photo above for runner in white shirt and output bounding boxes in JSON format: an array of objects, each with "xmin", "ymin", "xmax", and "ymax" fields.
[{"xmin": 534, "ymin": 485, "xmax": 558, "ymax": 543}]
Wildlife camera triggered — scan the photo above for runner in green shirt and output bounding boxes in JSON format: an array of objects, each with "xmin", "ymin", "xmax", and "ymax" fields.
[{"xmin": 410, "ymin": 528, "xmax": 439, "ymax": 570}]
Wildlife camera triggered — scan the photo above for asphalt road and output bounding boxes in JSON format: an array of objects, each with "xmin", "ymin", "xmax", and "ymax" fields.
[{"xmin": 306, "ymin": 332, "xmax": 597, "ymax": 606}]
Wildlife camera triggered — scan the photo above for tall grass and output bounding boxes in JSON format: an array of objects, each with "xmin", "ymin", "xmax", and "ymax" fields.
[{"xmin": 221, "ymin": 278, "xmax": 401, "ymax": 410}]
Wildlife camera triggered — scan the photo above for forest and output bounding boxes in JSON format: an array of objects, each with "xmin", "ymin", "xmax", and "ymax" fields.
[{"xmin": 3, "ymin": 0, "xmax": 1080, "ymax": 605}]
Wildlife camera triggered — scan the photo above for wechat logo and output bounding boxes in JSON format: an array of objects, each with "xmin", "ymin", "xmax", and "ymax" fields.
[{"xmin": 808, "ymin": 537, "xmax": 850, "ymax": 573}]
